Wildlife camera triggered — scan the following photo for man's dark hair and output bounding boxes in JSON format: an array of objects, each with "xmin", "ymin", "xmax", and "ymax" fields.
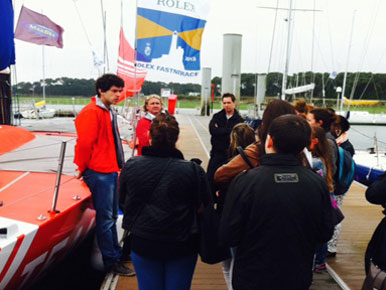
[
  {"xmin": 222, "ymin": 93, "xmax": 236, "ymax": 102},
  {"xmin": 95, "ymin": 74, "xmax": 124, "ymax": 97},
  {"xmin": 150, "ymin": 113, "xmax": 179, "ymax": 148},
  {"xmin": 268, "ymin": 114, "xmax": 311, "ymax": 154}
]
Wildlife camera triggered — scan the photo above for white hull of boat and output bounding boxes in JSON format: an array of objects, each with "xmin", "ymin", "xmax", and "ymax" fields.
[
  {"xmin": 20, "ymin": 108, "xmax": 56, "ymax": 119},
  {"xmin": 337, "ymin": 111, "xmax": 386, "ymax": 125}
]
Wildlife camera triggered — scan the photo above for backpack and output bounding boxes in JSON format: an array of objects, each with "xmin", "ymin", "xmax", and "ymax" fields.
[{"xmin": 334, "ymin": 144, "xmax": 356, "ymax": 195}]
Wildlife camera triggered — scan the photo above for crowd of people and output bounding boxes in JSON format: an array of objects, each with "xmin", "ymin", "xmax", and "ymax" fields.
[{"xmin": 73, "ymin": 74, "xmax": 384, "ymax": 290}]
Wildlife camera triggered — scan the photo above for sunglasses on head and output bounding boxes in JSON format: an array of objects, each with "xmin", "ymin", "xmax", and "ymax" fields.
[{"xmin": 146, "ymin": 95, "xmax": 161, "ymax": 101}]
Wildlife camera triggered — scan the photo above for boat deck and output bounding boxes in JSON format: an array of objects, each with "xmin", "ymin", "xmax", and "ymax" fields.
[{"xmin": 108, "ymin": 113, "xmax": 382, "ymax": 290}]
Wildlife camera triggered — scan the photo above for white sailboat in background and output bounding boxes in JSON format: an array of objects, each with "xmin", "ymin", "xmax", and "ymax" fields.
[{"xmin": 20, "ymin": 100, "xmax": 56, "ymax": 119}]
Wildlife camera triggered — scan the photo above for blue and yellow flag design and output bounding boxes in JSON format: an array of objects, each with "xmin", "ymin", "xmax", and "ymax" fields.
[{"xmin": 136, "ymin": 0, "xmax": 210, "ymax": 74}]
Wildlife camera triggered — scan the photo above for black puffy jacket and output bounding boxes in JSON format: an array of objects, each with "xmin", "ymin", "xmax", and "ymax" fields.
[
  {"xmin": 119, "ymin": 146, "xmax": 211, "ymax": 243},
  {"xmin": 219, "ymin": 154, "xmax": 334, "ymax": 290}
]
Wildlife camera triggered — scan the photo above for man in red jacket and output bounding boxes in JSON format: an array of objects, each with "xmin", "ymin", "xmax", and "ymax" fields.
[{"xmin": 74, "ymin": 74, "xmax": 134, "ymax": 276}]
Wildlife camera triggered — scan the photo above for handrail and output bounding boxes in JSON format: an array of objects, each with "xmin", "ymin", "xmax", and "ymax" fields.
[{"xmin": 51, "ymin": 141, "xmax": 67, "ymax": 213}]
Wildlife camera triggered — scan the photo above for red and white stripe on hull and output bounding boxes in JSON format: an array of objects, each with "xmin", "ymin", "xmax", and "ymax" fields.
[
  {"xmin": 0, "ymin": 170, "xmax": 96, "ymax": 290},
  {"xmin": 0, "ymin": 217, "xmax": 39, "ymax": 289}
]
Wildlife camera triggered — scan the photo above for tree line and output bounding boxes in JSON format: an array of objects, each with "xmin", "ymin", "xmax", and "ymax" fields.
[{"xmin": 13, "ymin": 72, "xmax": 386, "ymax": 100}]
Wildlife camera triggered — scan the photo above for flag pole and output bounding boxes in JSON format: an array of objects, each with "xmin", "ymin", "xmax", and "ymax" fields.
[
  {"xmin": 120, "ymin": 0, "xmax": 128, "ymax": 115},
  {"xmin": 41, "ymin": 10, "xmax": 46, "ymax": 102},
  {"xmin": 134, "ymin": 0, "xmax": 139, "ymax": 104},
  {"xmin": 131, "ymin": 0, "xmax": 139, "ymax": 157},
  {"xmin": 42, "ymin": 45, "xmax": 46, "ymax": 102},
  {"xmin": 100, "ymin": 0, "xmax": 108, "ymax": 74}
]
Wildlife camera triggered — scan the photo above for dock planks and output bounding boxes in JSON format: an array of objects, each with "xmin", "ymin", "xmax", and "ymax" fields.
[
  {"xmin": 113, "ymin": 114, "xmax": 382, "ymax": 290},
  {"xmin": 327, "ymin": 182, "xmax": 384, "ymax": 289}
]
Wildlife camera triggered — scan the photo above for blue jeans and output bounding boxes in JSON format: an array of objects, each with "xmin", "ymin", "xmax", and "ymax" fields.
[
  {"xmin": 131, "ymin": 251, "xmax": 197, "ymax": 290},
  {"xmin": 83, "ymin": 169, "xmax": 121, "ymax": 270}
]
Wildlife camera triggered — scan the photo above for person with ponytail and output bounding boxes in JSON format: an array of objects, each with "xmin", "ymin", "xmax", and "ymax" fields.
[
  {"xmin": 307, "ymin": 108, "xmax": 348, "ymax": 258},
  {"xmin": 307, "ymin": 108, "xmax": 338, "ymax": 175},
  {"xmin": 310, "ymin": 126, "xmax": 334, "ymax": 272}
]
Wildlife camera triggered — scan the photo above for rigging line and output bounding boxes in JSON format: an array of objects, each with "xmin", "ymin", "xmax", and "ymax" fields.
[
  {"xmin": 315, "ymin": 39, "xmax": 330, "ymax": 75},
  {"xmin": 72, "ymin": 0, "xmax": 93, "ymax": 49},
  {"xmin": 2, "ymin": 139, "xmax": 76, "ymax": 154},
  {"xmin": 350, "ymin": 127, "xmax": 386, "ymax": 147},
  {"xmin": 291, "ymin": 15, "xmax": 303, "ymax": 74},
  {"xmin": 0, "ymin": 155, "xmax": 75, "ymax": 164},
  {"xmin": 349, "ymin": 0, "xmax": 381, "ymax": 103},
  {"xmin": 371, "ymin": 79, "xmax": 381, "ymax": 115},
  {"xmin": 372, "ymin": 77, "xmax": 380, "ymax": 100},
  {"xmin": 356, "ymin": 0, "xmax": 381, "ymax": 72},
  {"xmin": 1, "ymin": 176, "xmax": 79, "ymax": 209},
  {"xmin": 258, "ymin": 6, "xmax": 322, "ymax": 12},
  {"xmin": 324, "ymin": 0, "xmax": 336, "ymax": 71},
  {"xmin": 266, "ymin": 0, "xmax": 280, "ymax": 74},
  {"xmin": 357, "ymin": 74, "xmax": 374, "ymax": 101}
]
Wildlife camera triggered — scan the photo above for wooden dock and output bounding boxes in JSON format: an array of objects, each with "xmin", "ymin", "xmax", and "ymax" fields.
[
  {"xmin": 110, "ymin": 113, "xmax": 383, "ymax": 290},
  {"xmin": 327, "ymin": 182, "xmax": 384, "ymax": 289}
]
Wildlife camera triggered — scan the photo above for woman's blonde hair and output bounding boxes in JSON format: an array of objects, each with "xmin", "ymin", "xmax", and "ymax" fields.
[
  {"xmin": 143, "ymin": 94, "xmax": 163, "ymax": 112},
  {"xmin": 228, "ymin": 123, "xmax": 256, "ymax": 158}
]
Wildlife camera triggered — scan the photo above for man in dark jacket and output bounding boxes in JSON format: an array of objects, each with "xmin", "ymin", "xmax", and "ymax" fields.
[
  {"xmin": 364, "ymin": 172, "xmax": 386, "ymax": 273},
  {"xmin": 207, "ymin": 93, "xmax": 244, "ymax": 199},
  {"xmin": 219, "ymin": 115, "xmax": 334, "ymax": 290}
]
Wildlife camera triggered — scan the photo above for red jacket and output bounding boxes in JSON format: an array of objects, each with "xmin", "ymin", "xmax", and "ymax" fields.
[
  {"xmin": 136, "ymin": 117, "xmax": 151, "ymax": 156},
  {"xmin": 74, "ymin": 101, "xmax": 119, "ymax": 173}
]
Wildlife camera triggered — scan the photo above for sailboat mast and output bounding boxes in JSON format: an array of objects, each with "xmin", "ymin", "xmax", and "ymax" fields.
[
  {"xmin": 309, "ymin": 0, "xmax": 316, "ymax": 103},
  {"xmin": 281, "ymin": 0, "xmax": 293, "ymax": 100},
  {"xmin": 42, "ymin": 45, "xmax": 46, "ymax": 101},
  {"xmin": 100, "ymin": 0, "xmax": 109, "ymax": 73},
  {"xmin": 341, "ymin": 10, "xmax": 356, "ymax": 113}
]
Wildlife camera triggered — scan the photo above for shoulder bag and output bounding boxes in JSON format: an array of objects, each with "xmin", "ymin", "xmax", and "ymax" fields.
[
  {"xmin": 192, "ymin": 163, "xmax": 231, "ymax": 264},
  {"xmin": 236, "ymin": 146, "xmax": 254, "ymax": 169}
]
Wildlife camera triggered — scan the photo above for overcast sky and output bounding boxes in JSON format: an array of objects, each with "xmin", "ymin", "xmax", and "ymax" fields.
[{"xmin": 12, "ymin": 0, "xmax": 386, "ymax": 84}]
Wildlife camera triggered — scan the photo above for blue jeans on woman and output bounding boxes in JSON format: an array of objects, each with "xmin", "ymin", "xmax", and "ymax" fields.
[
  {"xmin": 131, "ymin": 251, "xmax": 197, "ymax": 290},
  {"xmin": 83, "ymin": 169, "xmax": 121, "ymax": 270}
]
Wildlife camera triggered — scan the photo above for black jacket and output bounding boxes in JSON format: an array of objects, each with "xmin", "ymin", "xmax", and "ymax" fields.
[
  {"xmin": 366, "ymin": 171, "xmax": 386, "ymax": 205},
  {"xmin": 365, "ymin": 172, "xmax": 386, "ymax": 272},
  {"xmin": 340, "ymin": 140, "xmax": 355, "ymax": 157},
  {"xmin": 209, "ymin": 109, "xmax": 244, "ymax": 156},
  {"xmin": 219, "ymin": 154, "xmax": 334, "ymax": 290},
  {"xmin": 119, "ymin": 146, "xmax": 211, "ymax": 257}
]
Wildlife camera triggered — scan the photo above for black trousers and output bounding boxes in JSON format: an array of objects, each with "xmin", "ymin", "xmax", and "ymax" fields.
[{"xmin": 0, "ymin": 73, "xmax": 11, "ymax": 125}]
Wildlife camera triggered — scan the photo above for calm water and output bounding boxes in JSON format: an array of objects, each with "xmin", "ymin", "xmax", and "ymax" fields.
[{"xmin": 349, "ymin": 125, "xmax": 386, "ymax": 151}]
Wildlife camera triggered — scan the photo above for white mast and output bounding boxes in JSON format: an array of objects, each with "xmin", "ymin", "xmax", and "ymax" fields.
[
  {"xmin": 281, "ymin": 0, "xmax": 293, "ymax": 100},
  {"xmin": 100, "ymin": 0, "xmax": 109, "ymax": 73},
  {"xmin": 309, "ymin": 0, "xmax": 316, "ymax": 104},
  {"xmin": 42, "ymin": 45, "xmax": 46, "ymax": 101},
  {"xmin": 41, "ymin": 10, "xmax": 46, "ymax": 101},
  {"xmin": 341, "ymin": 11, "xmax": 356, "ymax": 113}
]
